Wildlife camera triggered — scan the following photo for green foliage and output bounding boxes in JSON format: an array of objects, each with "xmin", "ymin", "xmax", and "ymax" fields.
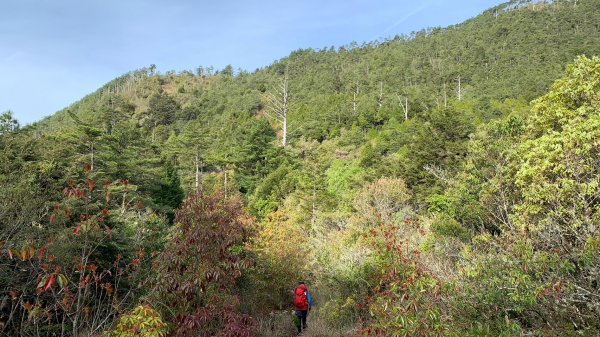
[
  {"xmin": 249, "ymin": 161, "xmax": 298, "ymax": 218},
  {"xmin": 429, "ymin": 213, "xmax": 471, "ymax": 240},
  {"xmin": 3, "ymin": 3, "xmax": 600, "ymax": 336},
  {"xmin": 0, "ymin": 110, "xmax": 19, "ymax": 134},
  {"xmin": 0, "ymin": 168, "xmax": 164, "ymax": 336},
  {"xmin": 110, "ymin": 305, "xmax": 167, "ymax": 337},
  {"xmin": 246, "ymin": 205, "xmax": 311, "ymax": 311},
  {"xmin": 151, "ymin": 161, "xmax": 184, "ymax": 220},
  {"xmin": 436, "ymin": 55, "xmax": 600, "ymax": 336},
  {"xmin": 352, "ymin": 177, "xmax": 411, "ymax": 226},
  {"xmin": 326, "ymin": 159, "xmax": 364, "ymax": 209},
  {"xmin": 397, "ymin": 106, "xmax": 475, "ymax": 200},
  {"xmin": 357, "ymin": 221, "xmax": 448, "ymax": 337},
  {"xmin": 147, "ymin": 92, "xmax": 180, "ymax": 126},
  {"xmin": 512, "ymin": 56, "xmax": 599, "ymax": 239}
]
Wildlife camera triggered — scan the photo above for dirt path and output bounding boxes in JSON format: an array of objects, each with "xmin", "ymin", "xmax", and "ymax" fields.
[{"xmin": 256, "ymin": 308, "xmax": 354, "ymax": 337}]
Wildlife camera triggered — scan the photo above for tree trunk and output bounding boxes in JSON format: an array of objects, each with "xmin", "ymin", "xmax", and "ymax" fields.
[
  {"xmin": 91, "ymin": 141, "xmax": 95, "ymax": 171},
  {"xmin": 378, "ymin": 81, "xmax": 384, "ymax": 110},
  {"xmin": 311, "ymin": 188, "xmax": 317, "ymax": 229},
  {"xmin": 282, "ymin": 114, "xmax": 287, "ymax": 147},
  {"xmin": 444, "ymin": 82, "xmax": 448, "ymax": 108},
  {"xmin": 224, "ymin": 170, "xmax": 228, "ymax": 199},
  {"xmin": 352, "ymin": 81, "xmax": 359, "ymax": 115},
  {"xmin": 195, "ymin": 154, "xmax": 200, "ymax": 190},
  {"xmin": 267, "ymin": 68, "xmax": 291, "ymax": 147},
  {"xmin": 282, "ymin": 72, "xmax": 289, "ymax": 147},
  {"xmin": 397, "ymin": 93, "xmax": 408, "ymax": 121}
]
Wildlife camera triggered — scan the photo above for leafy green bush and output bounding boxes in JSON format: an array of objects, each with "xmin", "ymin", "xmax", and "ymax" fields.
[{"xmin": 110, "ymin": 305, "xmax": 166, "ymax": 337}]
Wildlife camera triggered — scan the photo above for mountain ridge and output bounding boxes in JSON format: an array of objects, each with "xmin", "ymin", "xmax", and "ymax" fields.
[{"xmin": 33, "ymin": 0, "xmax": 598, "ymax": 132}]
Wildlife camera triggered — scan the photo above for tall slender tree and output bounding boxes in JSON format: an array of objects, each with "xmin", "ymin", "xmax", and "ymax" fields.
[{"xmin": 266, "ymin": 67, "xmax": 290, "ymax": 147}]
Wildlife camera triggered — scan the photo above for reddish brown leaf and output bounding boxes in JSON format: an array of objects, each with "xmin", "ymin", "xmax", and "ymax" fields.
[
  {"xmin": 44, "ymin": 275, "xmax": 55, "ymax": 291},
  {"xmin": 37, "ymin": 246, "xmax": 46, "ymax": 263}
]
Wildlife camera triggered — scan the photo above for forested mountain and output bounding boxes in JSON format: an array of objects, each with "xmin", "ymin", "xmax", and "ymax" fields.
[{"xmin": 1, "ymin": 0, "xmax": 599, "ymax": 336}]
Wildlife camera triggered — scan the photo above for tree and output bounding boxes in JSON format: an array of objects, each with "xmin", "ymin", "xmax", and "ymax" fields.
[
  {"xmin": 177, "ymin": 121, "xmax": 210, "ymax": 190},
  {"xmin": 398, "ymin": 106, "xmax": 475, "ymax": 200},
  {"xmin": 396, "ymin": 91, "xmax": 409, "ymax": 121},
  {"xmin": 266, "ymin": 68, "xmax": 291, "ymax": 147},
  {"xmin": 147, "ymin": 93, "xmax": 180, "ymax": 130},
  {"xmin": 447, "ymin": 56, "xmax": 600, "ymax": 335},
  {"xmin": 353, "ymin": 178, "xmax": 411, "ymax": 226},
  {"xmin": 511, "ymin": 56, "xmax": 599, "ymax": 246},
  {"xmin": 151, "ymin": 189, "xmax": 255, "ymax": 337},
  {"xmin": 0, "ymin": 110, "xmax": 19, "ymax": 135},
  {"xmin": 97, "ymin": 93, "xmax": 135, "ymax": 135},
  {"xmin": 151, "ymin": 161, "xmax": 184, "ymax": 221},
  {"xmin": 0, "ymin": 168, "xmax": 163, "ymax": 336},
  {"xmin": 221, "ymin": 64, "xmax": 234, "ymax": 77}
]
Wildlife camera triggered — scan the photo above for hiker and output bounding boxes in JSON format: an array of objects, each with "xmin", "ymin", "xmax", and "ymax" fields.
[{"xmin": 293, "ymin": 282, "xmax": 311, "ymax": 333}]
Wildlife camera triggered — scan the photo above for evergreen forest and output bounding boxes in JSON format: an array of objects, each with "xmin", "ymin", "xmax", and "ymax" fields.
[{"xmin": 1, "ymin": 0, "xmax": 599, "ymax": 336}]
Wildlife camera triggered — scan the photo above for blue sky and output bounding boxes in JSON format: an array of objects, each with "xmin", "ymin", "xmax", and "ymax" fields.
[{"xmin": 1, "ymin": 0, "xmax": 502, "ymax": 125}]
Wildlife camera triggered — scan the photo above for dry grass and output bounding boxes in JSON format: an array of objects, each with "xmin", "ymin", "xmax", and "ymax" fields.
[
  {"xmin": 255, "ymin": 310, "xmax": 298, "ymax": 337},
  {"xmin": 256, "ymin": 308, "xmax": 355, "ymax": 337}
]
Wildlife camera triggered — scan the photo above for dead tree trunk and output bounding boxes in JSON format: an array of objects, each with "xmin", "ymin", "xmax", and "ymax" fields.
[
  {"xmin": 443, "ymin": 82, "xmax": 448, "ymax": 108},
  {"xmin": 267, "ymin": 70, "xmax": 290, "ymax": 147},
  {"xmin": 352, "ymin": 81, "xmax": 359, "ymax": 115},
  {"xmin": 90, "ymin": 141, "xmax": 95, "ymax": 171},
  {"xmin": 194, "ymin": 154, "xmax": 202, "ymax": 190},
  {"xmin": 377, "ymin": 81, "xmax": 384, "ymax": 110},
  {"xmin": 397, "ymin": 93, "xmax": 409, "ymax": 121}
]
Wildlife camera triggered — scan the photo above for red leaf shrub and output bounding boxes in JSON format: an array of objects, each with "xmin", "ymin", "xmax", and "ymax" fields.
[{"xmin": 151, "ymin": 189, "xmax": 256, "ymax": 337}]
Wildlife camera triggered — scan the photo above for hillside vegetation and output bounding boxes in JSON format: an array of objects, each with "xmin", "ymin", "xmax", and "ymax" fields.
[{"xmin": 1, "ymin": 0, "xmax": 599, "ymax": 336}]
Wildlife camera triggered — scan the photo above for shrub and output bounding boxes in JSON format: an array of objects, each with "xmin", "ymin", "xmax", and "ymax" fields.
[{"xmin": 111, "ymin": 305, "xmax": 167, "ymax": 337}]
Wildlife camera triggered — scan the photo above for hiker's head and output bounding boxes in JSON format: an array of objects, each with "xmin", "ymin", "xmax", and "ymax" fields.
[{"xmin": 298, "ymin": 281, "xmax": 305, "ymax": 285}]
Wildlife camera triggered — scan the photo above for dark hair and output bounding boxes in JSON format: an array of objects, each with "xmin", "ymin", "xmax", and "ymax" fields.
[{"xmin": 298, "ymin": 281, "xmax": 305, "ymax": 285}]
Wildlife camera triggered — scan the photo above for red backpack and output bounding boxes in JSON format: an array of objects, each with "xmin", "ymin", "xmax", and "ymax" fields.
[{"xmin": 294, "ymin": 284, "xmax": 309, "ymax": 310}]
